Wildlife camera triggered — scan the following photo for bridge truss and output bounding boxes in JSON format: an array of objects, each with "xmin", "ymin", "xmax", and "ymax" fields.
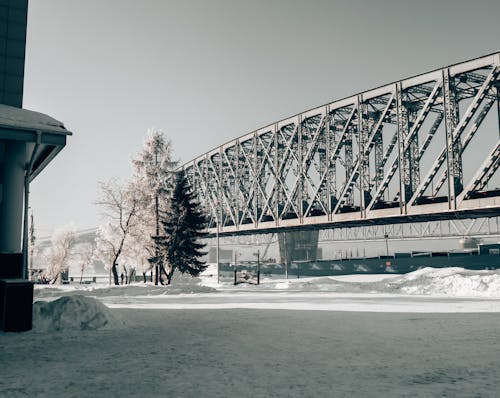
[
  {"xmin": 205, "ymin": 217, "xmax": 500, "ymax": 244},
  {"xmin": 183, "ymin": 52, "xmax": 500, "ymax": 236}
]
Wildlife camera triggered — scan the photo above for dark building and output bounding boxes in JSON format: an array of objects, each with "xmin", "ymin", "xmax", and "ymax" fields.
[
  {"xmin": 0, "ymin": 0, "xmax": 71, "ymax": 331},
  {"xmin": 0, "ymin": 0, "xmax": 28, "ymax": 107}
]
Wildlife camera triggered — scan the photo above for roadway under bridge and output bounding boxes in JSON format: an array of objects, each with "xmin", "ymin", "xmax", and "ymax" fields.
[{"xmin": 182, "ymin": 52, "xmax": 500, "ymax": 262}]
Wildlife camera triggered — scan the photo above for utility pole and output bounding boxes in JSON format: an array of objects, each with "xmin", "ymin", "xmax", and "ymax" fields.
[
  {"xmin": 283, "ymin": 232, "xmax": 288, "ymax": 280},
  {"xmin": 28, "ymin": 209, "xmax": 35, "ymax": 281},
  {"xmin": 216, "ymin": 219, "xmax": 220, "ymax": 285},
  {"xmin": 253, "ymin": 249, "xmax": 260, "ymax": 285}
]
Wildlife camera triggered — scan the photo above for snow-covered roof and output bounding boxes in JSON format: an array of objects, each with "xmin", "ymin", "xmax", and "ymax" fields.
[
  {"xmin": 0, "ymin": 104, "xmax": 71, "ymax": 135},
  {"xmin": 0, "ymin": 104, "xmax": 72, "ymax": 180}
]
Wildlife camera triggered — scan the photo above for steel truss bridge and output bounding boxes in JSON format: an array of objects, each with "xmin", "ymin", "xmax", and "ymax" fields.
[{"xmin": 183, "ymin": 52, "xmax": 500, "ymax": 237}]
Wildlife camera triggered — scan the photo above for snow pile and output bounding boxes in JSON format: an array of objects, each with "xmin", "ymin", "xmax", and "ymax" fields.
[
  {"xmin": 198, "ymin": 263, "xmax": 219, "ymax": 287},
  {"xmin": 34, "ymin": 276, "xmax": 216, "ymax": 300},
  {"xmin": 262, "ymin": 267, "xmax": 500, "ymax": 298},
  {"xmin": 32, "ymin": 295, "xmax": 125, "ymax": 332},
  {"xmin": 268, "ymin": 276, "xmax": 376, "ymax": 293},
  {"xmin": 386, "ymin": 267, "xmax": 500, "ymax": 297}
]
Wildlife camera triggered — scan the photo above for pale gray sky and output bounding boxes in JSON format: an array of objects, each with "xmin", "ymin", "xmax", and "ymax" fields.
[{"xmin": 23, "ymin": 0, "xmax": 500, "ymax": 236}]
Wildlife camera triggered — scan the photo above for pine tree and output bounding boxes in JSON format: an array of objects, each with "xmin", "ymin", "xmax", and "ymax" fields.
[{"xmin": 155, "ymin": 170, "xmax": 208, "ymax": 285}]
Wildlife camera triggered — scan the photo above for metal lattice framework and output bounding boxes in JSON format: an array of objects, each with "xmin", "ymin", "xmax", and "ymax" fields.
[
  {"xmin": 183, "ymin": 52, "xmax": 500, "ymax": 236},
  {"xmin": 203, "ymin": 217, "xmax": 500, "ymax": 246}
]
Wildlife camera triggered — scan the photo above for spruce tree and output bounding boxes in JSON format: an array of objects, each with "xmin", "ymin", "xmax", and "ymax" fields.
[{"xmin": 156, "ymin": 170, "xmax": 208, "ymax": 284}]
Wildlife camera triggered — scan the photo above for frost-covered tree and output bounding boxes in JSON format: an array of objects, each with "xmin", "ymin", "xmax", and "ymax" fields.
[
  {"xmin": 154, "ymin": 170, "xmax": 208, "ymax": 285},
  {"xmin": 28, "ymin": 211, "xmax": 37, "ymax": 281},
  {"xmin": 123, "ymin": 230, "xmax": 153, "ymax": 283},
  {"xmin": 75, "ymin": 241, "xmax": 95, "ymax": 284},
  {"xmin": 94, "ymin": 179, "xmax": 141, "ymax": 285},
  {"xmin": 43, "ymin": 225, "xmax": 76, "ymax": 284},
  {"xmin": 132, "ymin": 129, "xmax": 177, "ymax": 284}
]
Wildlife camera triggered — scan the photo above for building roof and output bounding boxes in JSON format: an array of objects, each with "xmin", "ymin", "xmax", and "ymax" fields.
[
  {"xmin": 0, "ymin": 104, "xmax": 72, "ymax": 180},
  {"xmin": 0, "ymin": 104, "xmax": 71, "ymax": 135}
]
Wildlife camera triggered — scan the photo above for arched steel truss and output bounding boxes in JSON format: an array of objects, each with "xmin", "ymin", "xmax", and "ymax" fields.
[{"xmin": 183, "ymin": 52, "xmax": 500, "ymax": 235}]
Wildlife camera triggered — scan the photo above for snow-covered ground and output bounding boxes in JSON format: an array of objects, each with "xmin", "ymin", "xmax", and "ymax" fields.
[{"xmin": 2, "ymin": 267, "xmax": 500, "ymax": 397}]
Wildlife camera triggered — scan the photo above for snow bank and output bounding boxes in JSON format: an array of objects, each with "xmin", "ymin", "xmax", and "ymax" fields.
[
  {"xmin": 387, "ymin": 267, "xmax": 500, "ymax": 297},
  {"xmin": 34, "ymin": 267, "xmax": 500, "ymax": 301},
  {"xmin": 32, "ymin": 295, "xmax": 125, "ymax": 332},
  {"xmin": 198, "ymin": 263, "xmax": 219, "ymax": 288},
  {"xmin": 34, "ymin": 275, "xmax": 216, "ymax": 300},
  {"xmin": 263, "ymin": 267, "xmax": 500, "ymax": 298}
]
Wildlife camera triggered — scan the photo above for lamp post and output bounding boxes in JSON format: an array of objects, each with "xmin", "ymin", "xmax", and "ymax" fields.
[
  {"xmin": 283, "ymin": 232, "xmax": 288, "ymax": 280},
  {"xmin": 214, "ymin": 198, "xmax": 221, "ymax": 285},
  {"xmin": 216, "ymin": 218, "xmax": 220, "ymax": 285},
  {"xmin": 253, "ymin": 249, "xmax": 260, "ymax": 285}
]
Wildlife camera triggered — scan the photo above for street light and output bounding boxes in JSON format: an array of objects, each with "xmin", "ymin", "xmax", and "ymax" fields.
[
  {"xmin": 283, "ymin": 232, "xmax": 288, "ymax": 280},
  {"xmin": 216, "ymin": 218, "xmax": 220, "ymax": 285},
  {"xmin": 253, "ymin": 249, "xmax": 260, "ymax": 285},
  {"xmin": 214, "ymin": 198, "xmax": 221, "ymax": 285}
]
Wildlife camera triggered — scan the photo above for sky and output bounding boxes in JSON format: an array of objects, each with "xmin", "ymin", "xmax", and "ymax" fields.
[{"xmin": 23, "ymin": 0, "xmax": 500, "ymax": 237}]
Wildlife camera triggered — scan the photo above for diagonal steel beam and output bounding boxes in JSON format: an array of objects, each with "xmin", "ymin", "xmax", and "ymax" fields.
[
  {"xmin": 408, "ymin": 66, "xmax": 499, "ymax": 207},
  {"xmin": 456, "ymin": 139, "xmax": 500, "ymax": 205},
  {"xmin": 367, "ymin": 81, "xmax": 441, "ymax": 210}
]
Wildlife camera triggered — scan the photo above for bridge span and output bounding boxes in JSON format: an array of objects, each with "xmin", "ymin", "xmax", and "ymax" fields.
[{"xmin": 183, "ymin": 52, "xmax": 500, "ymax": 238}]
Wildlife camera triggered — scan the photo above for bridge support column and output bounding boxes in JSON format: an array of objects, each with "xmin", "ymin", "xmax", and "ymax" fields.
[{"xmin": 278, "ymin": 230, "xmax": 320, "ymax": 266}]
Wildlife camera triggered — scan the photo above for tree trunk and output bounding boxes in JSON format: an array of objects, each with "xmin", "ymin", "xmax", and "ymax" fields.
[
  {"xmin": 166, "ymin": 271, "xmax": 173, "ymax": 285},
  {"xmin": 111, "ymin": 263, "xmax": 120, "ymax": 285},
  {"xmin": 154, "ymin": 192, "xmax": 159, "ymax": 285},
  {"xmin": 142, "ymin": 271, "xmax": 146, "ymax": 283}
]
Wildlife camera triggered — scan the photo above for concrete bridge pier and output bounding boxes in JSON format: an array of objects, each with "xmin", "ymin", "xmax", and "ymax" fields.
[{"xmin": 278, "ymin": 230, "xmax": 320, "ymax": 266}]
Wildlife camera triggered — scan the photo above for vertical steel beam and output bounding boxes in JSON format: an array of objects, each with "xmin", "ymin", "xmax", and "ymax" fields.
[
  {"xmin": 344, "ymin": 122, "xmax": 353, "ymax": 207},
  {"xmin": 497, "ymin": 84, "xmax": 500, "ymax": 138},
  {"xmin": 235, "ymin": 141, "xmax": 240, "ymax": 227},
  {"xmin": 408, "ymin": 107, "xmax": 420, "ymax": 195},
  {"xmin": 298, "ymin": 116, "xmax": 304, "ymax": 220},
  {"xmin": 330, "ymin": 115, "xmax": 337, "ymax": 212},
  {"xmin": 274, "ymin": 124, "xmax": 279, "ymax": 225},
  {"xmin": 357, "ymin": 95, "xmax": 369, "ymax": 217},
  {"xmin": 325, "ymin": 108, "xmax": 333, "ymax": 219},
  {"xmin": 396, "ymin": 82, "xmax": 407, "ymax": 214},
  {"xmin": 443, "ymin": 68, "xmax": 462, "ymax": 209},
  {"xmin": 374, "ymin": 129, "xmax": 383, "ymax": 190},
  {"xmin": 253, "ymin": 133, "xmax": 258, "ymax": 226}
]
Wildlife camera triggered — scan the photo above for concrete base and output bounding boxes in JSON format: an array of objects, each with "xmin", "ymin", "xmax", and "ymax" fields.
[
  {"xmin": 0, "ymin": 252, "xmax": 23, "ymax": 278},
  {"xmin": 0, "ymin": 279, "xmax": 34, "ymax": 332},
  {"xmin": 278, "ymin": 230, "xmax": 320, "ymax": 265}
]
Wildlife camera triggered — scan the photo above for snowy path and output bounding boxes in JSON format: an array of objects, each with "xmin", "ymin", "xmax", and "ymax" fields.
[
  {"xmin": 103, "ymin": 291, "xmax": 500, "ymax": 313},
  {"xmin": 3, "ymin": 268, "xmax": 500, "ymax": 397},
  {"xmin": 2, "ymin": 309, "xmax": 500, "ymax": 397}
]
